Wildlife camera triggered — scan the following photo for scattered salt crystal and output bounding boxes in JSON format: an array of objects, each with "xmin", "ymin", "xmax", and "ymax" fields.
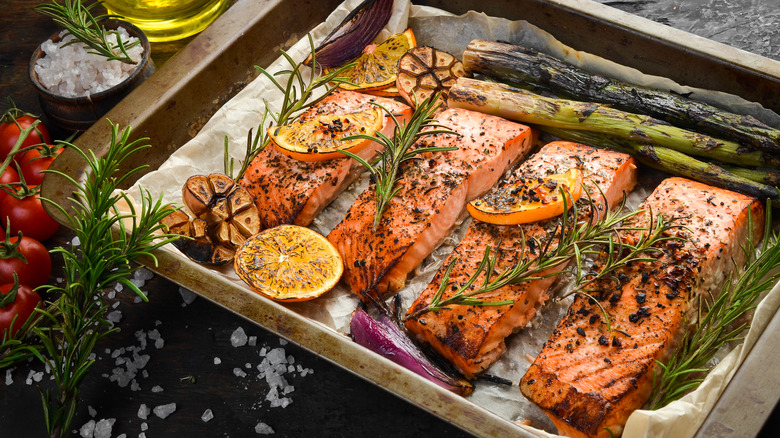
[
  {"xmin": 142, "ymin": 370, "xmax": 149, "ymax": 378},
  {"xmin": 151, "ymin": 385, "xmax": 164, "ymax": 393},
  {"xmin": 94, "ymin": 419, "xmax": 115, "ymax": 438},
  {"xmin": 245, "ymin": 363, "xmax": 252, "ymax": 369},
  {"xmin": 130, "ymin": 381, "xmax": 140, "ymax": 392},
  {"xmin": 259, "ymin": 347, "xmax": 267, "ymax": 356},
  {"xmin": 287, "ymin": 365, "xmax": 295, "ymax": 373},
  {"xmin": 134, "ymin": 268, "xmax": 154, "ymax": 281},
  {"xmin": 139, "ymin": 433, "xmax": 146, "ymax": 438},
  {"xmin": 72, "ymin": 236, "xmax": 81, "ymax": 246},
  {"xmin": 108, "ymin": 290, "xmax": 116, "ymax": 299},
  {"xmin": 141, "ymin": 422, "xmax": 148, "ymax": 431},
  {"xmin": 279, "ymin": 339, "xmax": 288, "ymax": 346},
  {"xmin": 88, "ymin": 406, "xmax": 97, "ymax": 417},
  {"xmin": 286, "ymin": 355, "xmax": 295, "ymax": 365},
  {"xmin": 5, "ymin": 369, "xmax": 13, "ymax": 385},
  {"xmin": 137, "ymin": 404, "xmax": 150, "ymax": 420},
  {"xmin": 107, "ymin": 310, "xmax": 123, "ymax": 323},
  {"xmin": 214, "ymin": 357, "xmax": 222, "ymax": 365},
  {"xmin": 153, "ymin": 402, "xmax": 177, "ymax": 419},
  {"xmin": 178, "ymin": 287, "xmax": 197, "ymax": 305},
  {"xmin": 201, "ymin": 409, "xmax": 214, "ymax": 422},
  {"xmin": 112, "ymin": 301, "xmax": 120, "ymax": 309},
  {"xmin": 248, "ymin": 336, "xmax": 257, "ymax": 346},
  {"xmin": 79, "ymin": 419, "xmax": 95, "ymax": 437},
  {"xmin": 267, "ymin": 348, "xmax": 287, "ymax": 365},
  {"xmin": 254, "ymin": 421, "xmax": 275, "ymax": 435},
  {"xmin": 233, "ymin": 368, "xmax": 247, "ymax": 378},
  {"xmin": 230, "ymin": 327, "xmax": 248, "ymax": 347},
  {"xmin": 117, "ymin": 434, "xmax": 126, "ymax": 438},
  {"xmin": 114, "ymin": 283, "xmax": 124, "ymax": 292},
  {"xmin": 25, "ymin": 370, "xmax": 36, "ymax": 385}
]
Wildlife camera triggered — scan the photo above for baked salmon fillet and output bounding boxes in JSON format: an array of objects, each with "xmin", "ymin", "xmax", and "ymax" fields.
[
  {"xmin": 328, "ymin": 108, "xmax": 535, "ymax": 301},
  {"xmin": 239, "ymin": 89, "xmax": 411, "ymax": 228},
  {"xmin": 519, "ymin": 177, "xmax": 764, "ymax": 438},
  {"xmin": 404, "ymin": 141, "xmax": 638, "ymax": 378}
]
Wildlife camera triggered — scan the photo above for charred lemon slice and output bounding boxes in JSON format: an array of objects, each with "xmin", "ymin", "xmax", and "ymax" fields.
[
  {"xmin": 467, "ymin": 168, "xmax": 584, "ymax": 225},
  {"xmin": 234, "ymin": 225, "xmax": 344, "ymax": 302},
  {"xmin": 396, "ymin": 46, "xmax": 468, "ymax": 108},
  {"xmin": 331, "ymin": 28, "xmax": 416, "ymax": 94},
  {"xmin": 269, "ymin": 107, "xmax": 384, "ymax": 162}
]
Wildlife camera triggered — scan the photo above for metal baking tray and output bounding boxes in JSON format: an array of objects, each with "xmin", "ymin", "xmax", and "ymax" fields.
[{"xmin": 41, "ymin": 1, "xmax": 780, "ymax": 437}]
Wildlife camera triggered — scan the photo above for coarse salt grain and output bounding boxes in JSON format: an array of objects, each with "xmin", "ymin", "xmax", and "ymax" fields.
[
  {"xmin": 254, "ymin": 422, "xmax": 275, "ymax": 435},
  {"xmin": 201, "ymin": 408, "xmax": 214, "ymax": 422},
  {"xmin": 153, "ymin": 402, "xmax": 176, "ymax": 419},
  {"xmin": 34, "ymin": 28, "xmax": 144, "ymax": 98}
]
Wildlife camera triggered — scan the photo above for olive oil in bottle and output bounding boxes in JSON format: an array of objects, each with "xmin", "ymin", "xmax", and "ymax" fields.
[{"xmin": 102, "ymin": 0, "xmax": 230, "ymax": 42}]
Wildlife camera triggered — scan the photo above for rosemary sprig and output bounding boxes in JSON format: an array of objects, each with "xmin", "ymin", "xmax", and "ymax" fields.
[
  {"xmin": 403, "ymin": 190, "xmax": 685, "ymax": 322},
  {"xmin": 25, "ymin": 121, "xmax": 178, "ymax": 438},
  {"xmin": 339, "ymin": 93, "xmax": 458, "ymax": 229},
  {"xmin": 647, "ymin": 202, "xmax": 780, "ymax": 409},
  {"xmin": 225, "ymin": 34, "xmax": 356, "ymax": 181},
  {"xmin": 35, "ymin": 0, "xmax": 139, "ymax": 65}
]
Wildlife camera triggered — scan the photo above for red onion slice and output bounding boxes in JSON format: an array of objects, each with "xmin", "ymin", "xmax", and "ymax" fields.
[
  {"xmin": 350, "ymin": 308, "xmax": 473, "ymax": 395},
  {"xmin": 306, "ymin": 0, "xmax": 394, "ymax": 68}
]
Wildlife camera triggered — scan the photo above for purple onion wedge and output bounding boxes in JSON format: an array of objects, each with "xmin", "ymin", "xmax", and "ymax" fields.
[
  {"xmin": 350, "ymin": 308, "xmax": 474, "ymax": 395},
  {"xmin": 305, "ymin": 0, "xmax": 394, "ymax": 68}
]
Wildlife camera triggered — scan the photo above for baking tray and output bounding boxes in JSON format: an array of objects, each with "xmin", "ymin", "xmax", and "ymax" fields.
[{"xmin": 40, "ymin": 1, "xmax": 780, "ymax": 437}]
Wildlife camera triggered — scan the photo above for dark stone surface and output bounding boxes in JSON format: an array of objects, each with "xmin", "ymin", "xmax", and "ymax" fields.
[{"xmin": 0, "ymin": 1, "xmax": 777, "ymax": 437}]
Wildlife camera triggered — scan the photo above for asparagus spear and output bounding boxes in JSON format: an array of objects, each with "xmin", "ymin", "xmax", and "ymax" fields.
[
  {"xmin": 541, "ymin": 126, "xmax": 780, "ymax": 202},
  {"xmin": 463, "ymin": 40, "xmax": 780, "ymax": 153},
  {"xmin": 448, "ymin": 78, "xmax": 780, "ymax": 169},
  {"xmin": 721, "ymin": 165, "xmax": 780, "ymax": 187}
]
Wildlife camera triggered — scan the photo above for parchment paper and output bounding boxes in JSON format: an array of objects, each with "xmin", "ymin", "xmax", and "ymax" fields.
[{"xmin": 125, "ymin": 1, "xmax": 780, "ymax": 436}]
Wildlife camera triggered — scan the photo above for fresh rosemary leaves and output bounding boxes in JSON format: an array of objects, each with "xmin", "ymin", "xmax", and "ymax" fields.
[
  {"xmin": 29, "ymin": 122, "xmax": 175, "ymax": 437},
  {"xmin": 226, "ymin": 35, "xmax": 356, "ymax": 181},
  {"xmin": 403, "ymin": 190, "xmax": 685, "ymax": 322},
  {"xmin": 340, "ymin": 94, "xmax": 457, "ymax": 229},
  {"xmin": 647, "ymin": 203, "xmax": 780, "ymax": 409},
  {"xmin": 35, "ymin": 0, "xmax": 140, "ymax": 64}
]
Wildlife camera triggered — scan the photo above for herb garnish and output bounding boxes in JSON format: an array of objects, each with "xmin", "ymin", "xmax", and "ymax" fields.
[
  {"xmin": 35, "ymin": 0, "xmax": 140, "ymax": 65},
  {"xmin": 0, "ymin": 121, "xmax": 178, "ymax": 438},
  {"xmin": 339, "ymin": 93, "xmax": 457, "ymax": 229},
  {"xmin": 225, "ymin": 35, "xmax": 356, "ymax": 181},
  {"xmin": 403, "ymin": 190, "xmax": 685, "ymax": 323},
  {"xmin": 647, "ymin": 202, "xmax": 780, "ymax": 409}
]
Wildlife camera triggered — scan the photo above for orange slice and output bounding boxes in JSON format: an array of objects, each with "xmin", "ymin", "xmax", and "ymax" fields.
[
  {"xmin": 467, "ymin": 168, "xmax": 584, "ymax": 225},
  {"xmin": 269, "ymin": 107, "xmax": 384, "ymax": 162},
  {"xmin": 330, "ymin": 28, "xmax": 416, "ymax": 92},
  {"xmin": 234, "ymin": 225, "xmax": 344, "ymax": 302}
]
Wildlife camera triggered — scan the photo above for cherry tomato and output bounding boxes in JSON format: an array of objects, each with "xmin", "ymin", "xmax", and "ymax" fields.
[
  {"xmin": 0, "ymin": 189, "xmax": 59, "ymax": 242},
  {"xmin": 0, "ymin": 235, "xmax": 51, "ymax": 288},
  {"xmin": 20, "ymin": 145, "xmax": 61, "ymax": 186},
  {"xmin": 0, "ymin": 165, "xmax": 19, "ymax": 207},
  {"xmin": 0, "ymin": 115, "xmax": 51, "ymax": 163},
  {"xmin": 0, "ymin": 281, "xmax": 41, "ymax": 337}
]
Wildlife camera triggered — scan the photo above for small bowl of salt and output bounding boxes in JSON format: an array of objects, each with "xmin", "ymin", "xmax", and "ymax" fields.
[{"xmin": 29, "ymin": 19, "xmax": 155, "ymax": 132}]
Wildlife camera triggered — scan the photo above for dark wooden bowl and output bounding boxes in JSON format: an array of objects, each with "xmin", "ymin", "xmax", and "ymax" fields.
[{"xmin": 28, "ymin": 19, "xmax": 155, "ymax": 132}]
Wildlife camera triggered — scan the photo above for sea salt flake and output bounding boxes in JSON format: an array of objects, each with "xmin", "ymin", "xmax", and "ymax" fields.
[
  {"xmin": 141, "ymin": 422, "xmax": 148, "ymax": 431},
  {"xmin": 214, "ymin": 357, "xmax": 222, "ymax": 365},
  {"xmin": 94, "ymin": 418, "xmax": 115, "ymax": 438},
  {"xmin": 88, "ymin": 406, "xmax": 97, "ymax": 417},
  {"xmin": 5, "ymin": 369, "xmax": 13, "ymax": 385},
  {"xmin": 231, "ymin": 327, "xmax": 248, "ymax": 347},
  {"xmin": 201, "ymin": 408, "xmax": 214, "ymax": 422},
  {"xmin": 254, "ymin": 422, "xmax": 275, "ymax": 434},
  {"xmin": 178, "ymin": 287, "xmax": 197, "ymax": 305},
  {"xmin": 152, "ymin": 385, "xmax": 164, "ymax": 393},
  {"xmin": 138, "ymin": 404, "xmax": 150, "ymax": 420},
  {"xmin": 153, "ymin": 402, "xmax": 177, "ymax": 419},
  {"xmin": 233, "ymin": 368, "xmax": 247, "ymax": 378},
  {"xmin": 79, "ymin": 419, "xmax": 95, "ymax": 437},
  {"xmin": 107, "ymin": 310, "xmax": 123, "ymax": 323}
]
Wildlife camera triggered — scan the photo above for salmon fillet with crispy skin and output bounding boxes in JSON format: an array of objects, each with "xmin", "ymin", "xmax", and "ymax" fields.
[
  {"xmin": 328, "ymin": 108, "xmax": 536, "ymax": 302},
  {"xmin": 239, "ymin": 90, "xmax": 411, "ymax": 228},
  {"xmin": 404, "ymin": 141, "xmax": 638, "ymax": 379},
  {"xmin": 520, "ymin": 177, "xmax": 764, "ymax": 438}
]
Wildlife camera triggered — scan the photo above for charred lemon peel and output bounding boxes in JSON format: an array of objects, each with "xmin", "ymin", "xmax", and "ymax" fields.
[
  {"xmin": 468, "ymin": 168, "xmax": 584, "ymax": 225},
  {"xmin": 269, "ymin": 107, "xmax": 384, "ymax": 162},
  {"xmin": 234, "ymin": 225, "xmax": 344, "ymax": 302},
  {"xmin": 328, "ymin": 28, "xmax": 417, "ymax": 95}
]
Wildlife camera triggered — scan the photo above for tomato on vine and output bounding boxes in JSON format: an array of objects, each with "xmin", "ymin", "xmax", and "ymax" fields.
[
  {"xmin": 0, "ymin": 274, "xmax": 42, "ymax": 338},
  {"xmin": 0, "ymin": 231, "xmax": 51, "ymax": 288},
  {"xmin": 0, "ymin": 184, "xmax": 59, "ymax": 242},
  {"xmin": 0, "ymin": 165, "xmax": 20, "ymax": 207},
  {"xmin": 19, "ymin": 143, "xmax": 63, "ymax": 186},
  {"xmin": 0, "ymin": 107, "xmax": 51, "ymax": 163}
]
